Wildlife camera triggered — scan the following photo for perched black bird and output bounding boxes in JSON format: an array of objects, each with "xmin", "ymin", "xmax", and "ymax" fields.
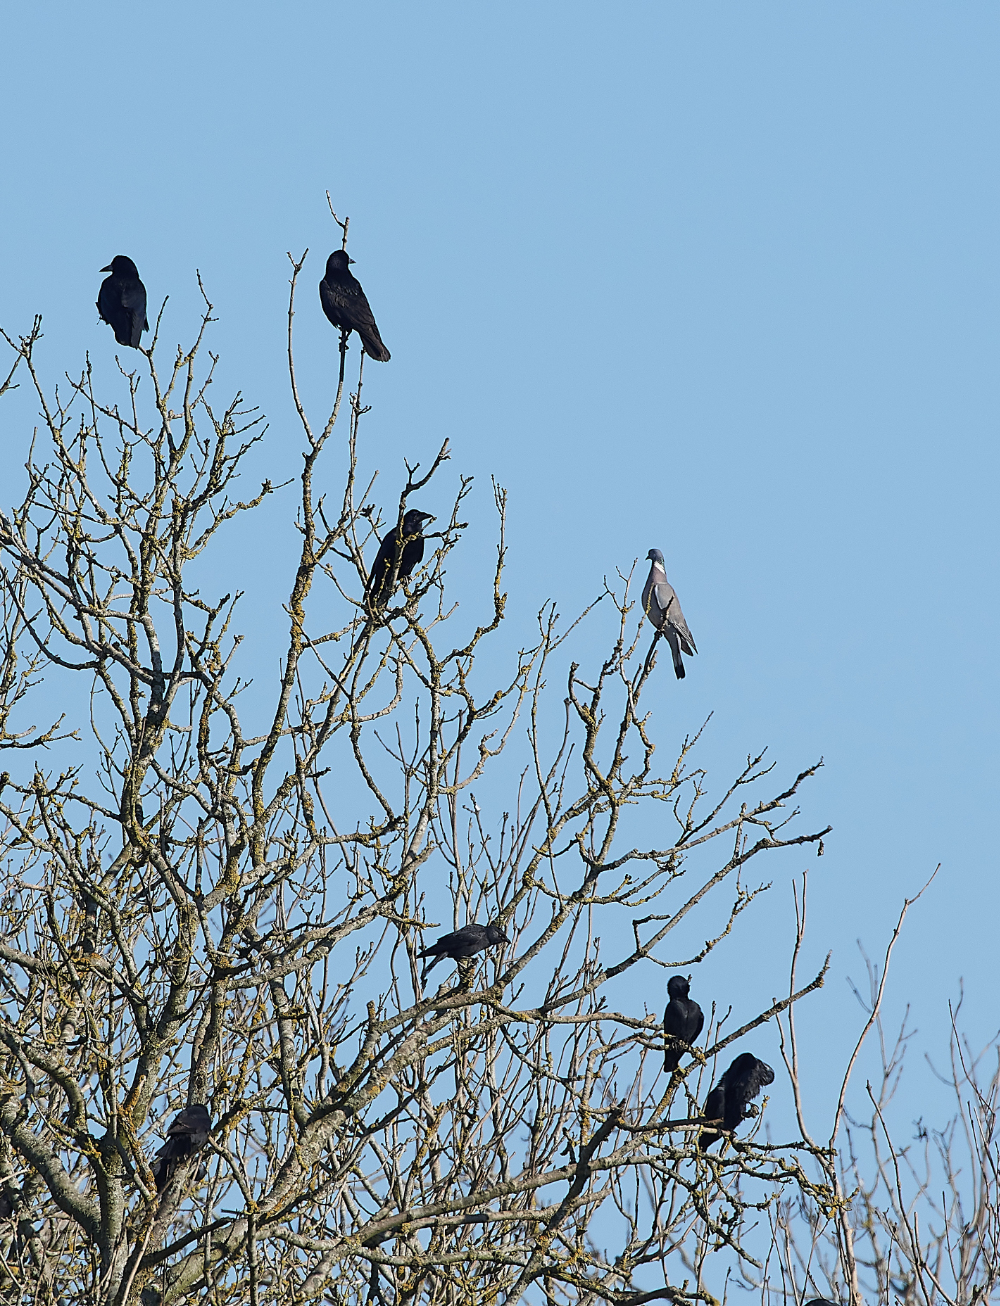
[
  {"xmin": 97, "ymin": 255, "xmax": 148, "ymax": 348},
  {"xmin": 699, "ymin": 1053, "xmax": 774, "ymax": 1151},
  {"xmin": 419, "ymin": 921, "xmax": 509, "ymax": 981},
  {"xmin": 663, "ymin": 975, "xmax": 704, "ymax": 1073},
  {"xmin": 365, "ymin": 509, "xmax": 435, "ymax": 611},
  {"xmin": 152, "ymin": 1103, "xmax": 211, "ymax": 1192},
  {"xmin": 319, "ymin": 250, "xmax": 390, "ymax": 361}
]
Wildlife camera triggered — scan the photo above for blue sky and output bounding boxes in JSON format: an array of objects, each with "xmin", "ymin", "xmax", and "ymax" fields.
[{"xmin": 1, "ymin": 1, "xmax": 997, "ymax": 1132}]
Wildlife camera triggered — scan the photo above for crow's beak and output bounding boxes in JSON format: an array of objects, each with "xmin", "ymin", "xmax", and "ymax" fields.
[
  {"xmin": 100, "ymin": 265, "xmax": 112, "ymax": 273},
  {"xmin": 348, "ymin": 256, "xmax": 356, "ymax": 264}
]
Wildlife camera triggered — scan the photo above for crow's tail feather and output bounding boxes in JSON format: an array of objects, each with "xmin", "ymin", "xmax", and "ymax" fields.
[
  {"xmin": 359, "ymin": 327, "xmax": 391, "ymax": 362},
  {"xmin": 420, "ymin": 953, "xmax": 443, "ymax": 982}
]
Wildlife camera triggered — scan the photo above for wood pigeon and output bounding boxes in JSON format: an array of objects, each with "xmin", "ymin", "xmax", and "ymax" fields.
[{"xmin": 641, "ymin": 548, "xmax": 697, "ymax": 679}]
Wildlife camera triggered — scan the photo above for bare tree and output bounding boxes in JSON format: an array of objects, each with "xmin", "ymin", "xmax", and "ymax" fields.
[
  {"xmin": 761, "ymin": 880, "xmax": 1000, "ymax": 1306},
  {"xmin": 0, "ymin": 234, "xmax": 842, "ymax": 1306}
]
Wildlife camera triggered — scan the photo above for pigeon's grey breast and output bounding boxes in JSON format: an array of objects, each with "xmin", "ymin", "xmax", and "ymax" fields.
[{"xmin": 641, "ymin": 567, "xmax": 662, "ymax": 628}]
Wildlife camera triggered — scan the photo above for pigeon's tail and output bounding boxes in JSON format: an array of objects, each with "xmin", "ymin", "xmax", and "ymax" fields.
[
  {"xmin": 665, "ymin": 630, "xmax": 686, "ymax": 679},
  {"xmin": 359, "ymin": 327, "xmax": 391, "ymax": 363}
]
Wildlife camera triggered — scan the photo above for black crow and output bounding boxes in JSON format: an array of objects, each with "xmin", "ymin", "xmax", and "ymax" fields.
[
  {"xmin": 320, "ymin": 250, "xmax": 390, "ymax": 361},
  {"xmin": 365, "ymin": 509, "xmax": 435, "ymax": 612},
  {"xmin": 663, "ymin": 975, "xmax": 704, "ymax": 1072},
  {"xmin": 699, "ymin": 1053, "xmax": 774, "ymax": 1151},
  {"xmin": 419, "ymin": 921, "xmax": 509, "ymax": 981},
  {"xmin": 152, "ymin": 1103, "xmax": 211, "ymax": 1192},
  {"xmin": 97, "ymin": 256, "xmax": 148, "ymax": 348},
  {"xmin": 641, "ymin": 549, "xmax": 697, "ymax": 679}
]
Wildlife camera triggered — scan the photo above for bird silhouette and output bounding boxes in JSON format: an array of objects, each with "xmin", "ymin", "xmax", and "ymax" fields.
[
  {"xmin": 365, "ymin": 509, "xmax": 434, "ymax": 612},
  {"xmin": 699, "ymin": 1053, "xmax": 774, "ymax": 1150},
  {"xmin": 97, "ymin": 255, "xmax": 148, "ymax": 348},
  {"xmin": 419, "ymin": 922, "xmax": 509, "ymax": 982},
  {"xmin": 152, "ymin": 1103, "xmax": 211, "ymax": 1191},
  {"xmin": 663, "ymin": 975, "xmax": 704, "ymax": 1072},
  {"xmin": 320, "ymin": 250, "xmax": 390, "ymax": 361}
]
